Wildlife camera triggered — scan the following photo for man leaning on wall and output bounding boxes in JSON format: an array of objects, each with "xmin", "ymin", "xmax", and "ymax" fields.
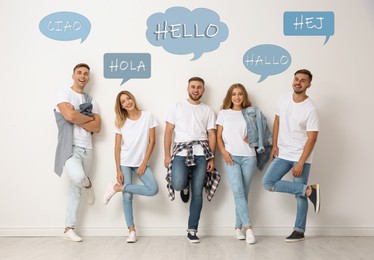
[
  {"xmin": 262, "ymin": 69, "xmax": 320, "ymax": 243},
  {"xmin": 53, "ymin": 63, "xmax": 101, "ymax": 242}
]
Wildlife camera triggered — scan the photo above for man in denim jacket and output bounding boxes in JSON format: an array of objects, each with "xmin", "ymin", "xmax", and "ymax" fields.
[{"xmin": 262, "ymin": 69, "xmax": 320, "ymax": 243}]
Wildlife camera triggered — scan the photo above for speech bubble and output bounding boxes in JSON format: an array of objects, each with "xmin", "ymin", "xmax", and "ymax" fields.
[
  {"xmin": 39, "ymin": 11, "xmax": 91, "ymax": 43},
  {"xmin": 104, "ymin": 53, "xmax": 151, "ymax": 85},
  {"xmin": 146, "ymin": 6, "xmax": 229, "ymax": 60},
  {"xmin": 243, "ymin": 44, "xmax": 292, "ymax": 83},
  {"xmin": 284, "ymin": 11, "xmax": 334, "ymax": 45}
]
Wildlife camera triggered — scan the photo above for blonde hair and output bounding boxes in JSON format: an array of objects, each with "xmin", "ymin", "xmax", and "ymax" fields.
[
  {"xmin": 114, "ymin": 91, "xmax": 140, "ymax": 128},
  {"xmin": 220, "ymin": 83, "xmax": 252, "ymax": 110}
]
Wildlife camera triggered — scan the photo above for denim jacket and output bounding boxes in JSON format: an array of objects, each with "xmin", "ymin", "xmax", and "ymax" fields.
[{"xmin": 242, "ymin": 106, "xmax": 272, "ymax": 171}]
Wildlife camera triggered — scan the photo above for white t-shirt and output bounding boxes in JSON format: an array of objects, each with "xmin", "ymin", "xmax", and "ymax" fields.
[
  {"xmin": 276, "ymin": 92, "xmax": 319, "ymax": 163},
  {"xmin": 114, "ymin": 111, "xmax": 158, "ymax": 167},
  {"xmin": 55, "ymin": 87, "xmax": 99, "ymax": 149},
  {"xmin": 165, "ymin": 100, "xmax": 216, "ymax": 156},
  {"xmin": 216, "ymin": 109, "xmax": 256, "ymax": 157}
]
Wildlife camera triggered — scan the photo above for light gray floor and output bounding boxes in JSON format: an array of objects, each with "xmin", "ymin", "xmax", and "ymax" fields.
[{"xmin": 0, "ymin": 236, "xmax": 373, "ymax": 260}]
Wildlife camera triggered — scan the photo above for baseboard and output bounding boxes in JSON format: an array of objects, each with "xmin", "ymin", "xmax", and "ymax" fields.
[{"xmin": 1, "ymin": 227, "xmax": 374, "ymax": 237}]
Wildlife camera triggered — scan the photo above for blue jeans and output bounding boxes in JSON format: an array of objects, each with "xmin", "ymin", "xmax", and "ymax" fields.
[
  {"xmin": 262, "ymin": 157, "xmax": 310, "ymax": 232},
  {"xmin": 224, "ymin": 156, "xmax": 257, "ymax": 229},
  {"xmin": 171, "ymin": 155, "xmax": 207, "ymax": 231},
  {"xmin": 64, "ymin": 146, "xmax": 92, "ymax": 228},
  {"xmin": 121, "ymin": 165, "xmax": 158, "ymax": 228}
]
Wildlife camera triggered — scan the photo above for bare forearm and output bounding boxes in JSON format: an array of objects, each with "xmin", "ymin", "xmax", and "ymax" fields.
[{"xmin": 80, "ymin": 114, "xmax": 101, "ymax": 133}]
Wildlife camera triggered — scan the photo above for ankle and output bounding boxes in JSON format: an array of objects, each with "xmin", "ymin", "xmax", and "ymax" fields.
[
  {"xmin": 64, "ymin": 227, "xmax": 73, "ymax": 233},
  {"xmin": 114, "ymin": 183, "xmax": 123, "ymax": 192},
  {"xmin": 305, "ymin": 185, "xmax": 311, "ymax": 197}
]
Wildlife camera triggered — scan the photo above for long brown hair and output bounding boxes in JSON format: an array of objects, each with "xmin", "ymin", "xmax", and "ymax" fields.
[
  {"xmin": 114, "ymin": 90, "xmax": 140, "ymax": 128},
  {"xmin": 220, "ymin": 83, "xmax": 252, "ymax": 109}
]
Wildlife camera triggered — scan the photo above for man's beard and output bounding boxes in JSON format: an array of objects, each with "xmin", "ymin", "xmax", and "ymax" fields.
[{"xmin": 189, "ymin": 93, "xmax": 202, "ymax": 101}]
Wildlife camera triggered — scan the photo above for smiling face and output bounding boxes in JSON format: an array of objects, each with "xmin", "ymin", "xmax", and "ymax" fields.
[
  {"xmin": 292, "ymin": 73, "xmax": 311, "ymax": 95},
  {"xmin": 187, "ymin": 80, "xmax": 205, "ymax": 102},
  {"xmin": 120, "ymin": 93, "xmax": 136, "ymax": 111},
  {"xmin": 231, "ymin": 87, "xmax": 244, "ymax": 109},
  {"xmin": 72, "ymin": 66, "xmax": 90, "ymax": 92}
]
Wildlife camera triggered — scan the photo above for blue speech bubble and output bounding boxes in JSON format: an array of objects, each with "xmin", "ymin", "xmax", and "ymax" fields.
[
  {"xmin": 104, "ymin": 53, "xmax": 151, "ymax": 85},
  {"xmin": 284, "ymin": 11, "xmax": 334, "ymax": 45},
  {"xmin": 243, "ymin": 44, "xmax": 292, "ymax": 83},
  {"xmin": 39, "ymin": 11, "xmax": 91, "ymax": 43},
  {"xmin": 146, "ymin": 7, "xmax": 229, "ymax": 61}
]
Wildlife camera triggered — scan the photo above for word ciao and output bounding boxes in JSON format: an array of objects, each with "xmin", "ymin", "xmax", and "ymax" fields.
[
  {"xmin": 39, "ymin": 12, "xmax": 91, "ymax": 43},
  {"xmin": 47, "ymin": 21, "xmax": 82, "ymax": 32}
]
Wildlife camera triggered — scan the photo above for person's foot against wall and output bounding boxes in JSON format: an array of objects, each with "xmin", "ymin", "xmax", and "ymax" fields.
[
  {"xmin": 103, "ymin": 182, "xmax": 122, "ymax": 205},
  {"xmin": 306, "ymin": 184, "xmax": 320, "ymax": 213},
  {"xmin": 63, "ymin": 227, "xmax": 82, "ymax": 242}
]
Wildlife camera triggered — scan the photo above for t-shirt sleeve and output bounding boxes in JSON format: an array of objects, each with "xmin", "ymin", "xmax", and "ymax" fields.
[
  {"xmin": 216, "ymin": 110, "xmax": 224, "ymax": 126},
  {"xmin": 165, "ymin": 102, "xmax": 177, "ymax": 124},
  {"xmin": 306, "ymin": 108, "xmax": 319, "ymax": 131},
  {"xmin": 149, "ymin": 112, "xmax": 158, "ymax": 128},
  {"xmin": 91, "ymin": 99, "xmax": 99, "ymax": 114},
  {"xmin": 207, "ymin": 108, "xmax": 216, "ymax": 130},
  {"xmin": 55, "ymin": 89, "xmax": 69, "ymax": 107}
]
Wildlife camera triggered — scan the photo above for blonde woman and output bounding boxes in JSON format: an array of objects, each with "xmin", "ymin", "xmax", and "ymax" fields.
[
  {"xmin": 104, "ymin": 90, "xmax": 158, "ymax": 243},
  {"xmin": 216, "ymin": 83, "xmax": 257, "ymax": 244}
]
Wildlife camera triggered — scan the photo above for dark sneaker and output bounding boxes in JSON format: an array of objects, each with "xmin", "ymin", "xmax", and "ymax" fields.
[
  {"xmin": 180, "ymin": 185, "xmax": 190, "ymax": 203},
  {"xmin": 308, "ymin": 184, "xmax": 320, "ymax": 213},
  {"xmin": 285, "ymin": 231, "xmax": 305, "ymax": 242},
  {"xmin": 187, "ymin": 231, "xmax": 200, "ymax": 243}
]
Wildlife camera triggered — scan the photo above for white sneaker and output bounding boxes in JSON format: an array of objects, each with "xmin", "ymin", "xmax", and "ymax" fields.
[
  {"xmin": 64, "ymin": 229, "xmax": 82, "ymax": 242},
  {"xmin": 103, "ymin": 182, "xmax": 117, "ymax": 205},
  {"xmin": 126, "ymin": 231, "xmax": 137, "ymax": 243},
  {"xmin": 246, "ymin": 229, "xmax": 256, "ymax": 244},
  {"xmin": 83, "ymin": 177, "xmax": 95, "ymax": 205},
  {"xmin": 234, "ymin": 229, "xmax": 246, "ymax": 240}
]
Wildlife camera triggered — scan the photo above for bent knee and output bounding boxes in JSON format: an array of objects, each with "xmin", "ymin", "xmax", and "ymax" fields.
[{"xmin": 262, "ymin": 179, "xmax": 274, "ymax": 191}]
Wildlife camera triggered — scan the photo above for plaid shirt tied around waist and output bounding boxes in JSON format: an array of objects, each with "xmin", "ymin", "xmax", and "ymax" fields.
[{"xmin": 165, "ymin": 140, "xmax": 221, "ymax": 201}]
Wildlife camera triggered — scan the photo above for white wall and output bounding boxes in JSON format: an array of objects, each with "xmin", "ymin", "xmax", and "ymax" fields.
[{"xmin": 1, "ymin": 0, "xmax": 373, "ymax": 236}]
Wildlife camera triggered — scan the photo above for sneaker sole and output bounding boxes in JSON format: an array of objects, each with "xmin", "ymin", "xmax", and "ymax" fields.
[
  {"xmin": 315, "ymin": 184, "xmax": 320, "ymax": 213},
  {"xmin": 285, "ymin": 237, "xmax": 305, "ymax": 243},
  {"xmin": 187, "ymin": 238, "xmax": 200, "ymax": 243},
  {"xmin": 63, "ymin": 236, "xmax": 82, "ymax": 242}
]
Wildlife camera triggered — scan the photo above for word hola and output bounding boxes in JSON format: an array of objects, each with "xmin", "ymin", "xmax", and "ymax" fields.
[{"xmin": 108, "ymin": 59, "xmax": 146, "ymax": 72}]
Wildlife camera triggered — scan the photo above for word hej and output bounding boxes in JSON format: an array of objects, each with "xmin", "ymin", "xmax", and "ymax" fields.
[
  {"xmin": 284, "ymin": 11, "xmax": 334, "ymax": 45},
  {"xmin": 146, "ymin": 6, "xmax": 229, "ymax": 61},
  {"xmin": 39, "ymin": 11, "xmax": 91, "ymax": 43},
  {"xmin": 104, "ymin": 53, "xmax": 151, "ymax": 85},
  {"xmin": 243, "ymin": 44, "xmax": 292, "ymax": 83}
]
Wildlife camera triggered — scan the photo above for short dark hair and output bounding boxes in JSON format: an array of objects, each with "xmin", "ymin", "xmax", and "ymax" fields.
[
  {"xmin": 188, "ymin": 77, "xmax": 205, "ymax": 85},
  {"xmin": 73, "ymin": 63, "xmax": 90, "ymax": 72},
  {"xmin": 294, "ymin": 69, "xmax": 313, "ymax": 82}
]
